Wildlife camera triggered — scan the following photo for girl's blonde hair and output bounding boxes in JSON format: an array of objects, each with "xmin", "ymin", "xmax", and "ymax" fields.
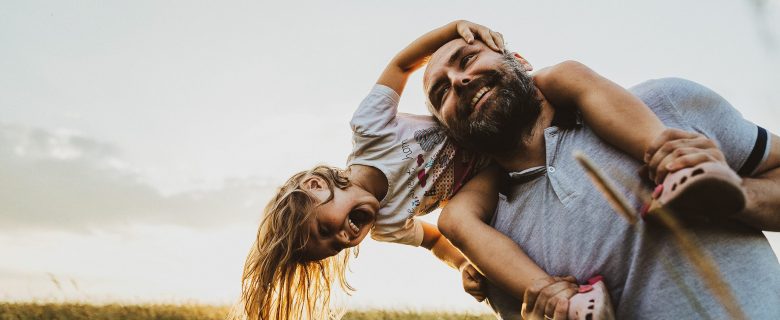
[{"xmin": 240, "ymin": 165, "xmax": 357, "ymax": 320}]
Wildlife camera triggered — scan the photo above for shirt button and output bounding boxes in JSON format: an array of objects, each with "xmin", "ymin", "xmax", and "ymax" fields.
[{"xmin": 547, "ymin": 166, "xmax": 556, "ymax": 173}]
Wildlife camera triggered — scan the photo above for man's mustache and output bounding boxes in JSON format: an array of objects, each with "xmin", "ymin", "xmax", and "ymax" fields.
[{"xmin": 456, "ymin": 71, "xmax": 501, "ymax": 120}]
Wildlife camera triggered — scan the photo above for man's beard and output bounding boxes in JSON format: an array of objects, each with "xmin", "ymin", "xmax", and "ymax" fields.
[{"xmin": 445, "ymin": 53, "xmax": 542, "ymax": 157}]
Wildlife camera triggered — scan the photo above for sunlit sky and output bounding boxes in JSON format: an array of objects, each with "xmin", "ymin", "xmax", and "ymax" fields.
[{"xmin": 1, "ymin": 0, "xmax": 779, "ymax": 313}]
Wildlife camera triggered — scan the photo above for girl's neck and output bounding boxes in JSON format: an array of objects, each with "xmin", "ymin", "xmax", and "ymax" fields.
[{"xmin": 347, "ymin": 164, "xmax": 388, "ymax": 201}]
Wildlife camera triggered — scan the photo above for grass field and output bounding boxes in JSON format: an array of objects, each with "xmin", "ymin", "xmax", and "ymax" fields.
[{"xmin": 0, "ymin": 303, "xmax": 494, "ymax": 320}]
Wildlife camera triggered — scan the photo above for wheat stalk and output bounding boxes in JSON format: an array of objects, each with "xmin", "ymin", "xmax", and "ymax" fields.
[
  {"xmin": 573, "ymin": 151, "xmax": 638, "ymax": 224},
  {"xmin": 573, "ymin": 151, "xmax": 746, "ymax": 320}
]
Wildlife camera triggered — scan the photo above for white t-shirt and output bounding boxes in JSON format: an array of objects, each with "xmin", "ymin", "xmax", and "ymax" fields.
[{"xmin": 347, "ymin": 84, "xmax": 486, "ymax": 246}]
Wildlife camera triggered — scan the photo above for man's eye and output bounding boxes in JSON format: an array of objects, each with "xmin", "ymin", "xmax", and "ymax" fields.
[
  {"xmin": 461, "ymin": 54, "xmax": 476, "ymax": 68},
  {"xmin": 440, "ymin": 86, "xmax": 450, "ymax": 103}
]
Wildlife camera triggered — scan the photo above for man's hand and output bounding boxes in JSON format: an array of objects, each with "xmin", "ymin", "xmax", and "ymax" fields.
[
  {"xmin": 522, "ymin": 276, "xmax": 579, "ymax": 320},
  {"xmin": 644, "ymin": 128, "xmax": 726, "ymax": 184},
  {"xmin": 461, "ymin": 263, "xmax": 487, "ymax": 302}
]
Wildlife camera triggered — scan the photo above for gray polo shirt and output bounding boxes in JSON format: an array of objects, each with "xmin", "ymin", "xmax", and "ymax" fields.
[{"xmin": 486, "ymin": 78, "xmax": 780, "ymax": 319}]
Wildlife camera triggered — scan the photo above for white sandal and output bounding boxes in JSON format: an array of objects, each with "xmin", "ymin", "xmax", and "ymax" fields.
[{"xmin": 568, "ymin": 275, "xmax": 615, "ymax": 320}]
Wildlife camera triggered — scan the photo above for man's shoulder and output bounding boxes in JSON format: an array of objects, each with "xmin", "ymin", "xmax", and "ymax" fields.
[{"xmin": 629, "ymin": 77, "xmax": 726, "ymax": 113}]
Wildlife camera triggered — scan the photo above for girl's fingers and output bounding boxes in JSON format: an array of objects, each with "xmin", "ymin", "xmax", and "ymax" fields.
[
  {"xmin": 480, "ymin": 29, "xmax": 499, "ymax": 51},
  {"xmin": 457, "ymin": 24, "xmax": 475, "ymax": 44},
  {"xmin": 645, "ymin": 129, "xmax": 700, "ymax": 163},
  {"xmin": 666, "ymin": 153, "xmax": 716, "ymax": 172},
  {"xmin": 492, "ymin": 31, "xmax": 505, "ymax": 52}
]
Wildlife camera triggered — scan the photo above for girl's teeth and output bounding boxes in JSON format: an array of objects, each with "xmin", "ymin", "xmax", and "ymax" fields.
[{"xmin": 348, "ymin": 218, "xmax": 359, "ymax": 233}]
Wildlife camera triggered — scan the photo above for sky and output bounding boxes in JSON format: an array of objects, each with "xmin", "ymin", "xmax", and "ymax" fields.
[{"xmin": 1, "ymin": 0, "xmax": 779, "ymax": 313}]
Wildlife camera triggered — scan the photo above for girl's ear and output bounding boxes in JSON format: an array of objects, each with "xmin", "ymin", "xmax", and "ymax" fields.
[
  {"xmin": 512, "ymin": 52, "xmax": 533, "ymax": 72},
  {"xmin": 301, "ymin": 176, "xmax": 325, "ymax": 191},
  {"xmin": 301, "ymin": 176, "xmax": 331, "ymax": 204}
]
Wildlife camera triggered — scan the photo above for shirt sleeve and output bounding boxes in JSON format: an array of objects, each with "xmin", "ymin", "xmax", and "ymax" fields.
[
  {"xmin": 643, "ymin": 78, "xmax": 770, "ymax": 176},
  {"xmin": 350, "ymin": 84, "xmax": 401, "ymax": 136},
  {"xmin": 370, "ymin": 218, "xmax": 424, "ymax": 247}
]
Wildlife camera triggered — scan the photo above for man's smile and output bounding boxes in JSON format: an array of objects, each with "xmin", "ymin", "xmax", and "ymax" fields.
[
  {"xmin": 471, "ymin": 86, "xmax": 492, "ymax": 114},
  {"xmin": 457, "ymin": 75, "xmax": 498, "ymax": 120}
]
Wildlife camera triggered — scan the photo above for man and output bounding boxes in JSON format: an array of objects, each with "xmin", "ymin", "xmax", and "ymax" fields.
[{"xmin": 423, "ymin": 38, "xmax": 780, "ymax": 319}]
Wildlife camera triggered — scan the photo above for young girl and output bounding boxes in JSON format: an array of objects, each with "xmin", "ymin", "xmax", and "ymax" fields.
[{"xmin": 239, "ymin": 20, "xmax": 746, "ymax": 319}]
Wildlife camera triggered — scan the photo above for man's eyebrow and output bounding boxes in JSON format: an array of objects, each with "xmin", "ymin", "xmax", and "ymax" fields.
[
  {"xmin": 426, "ymin": 45, "xmax": 468, "ymax": 108},
  {"xmin": 447, "ymin": 46, "xmax": 467, "ymax": 66}
]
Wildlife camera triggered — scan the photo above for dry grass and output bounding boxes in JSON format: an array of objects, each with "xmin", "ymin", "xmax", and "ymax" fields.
[{"xmin": 0, "ymin": 303, "xmax": 493, "ymax": 320}]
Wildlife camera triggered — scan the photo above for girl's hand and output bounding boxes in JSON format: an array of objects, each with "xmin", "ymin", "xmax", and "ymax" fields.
[
  {"xmin": 461, "ymin": 263, "xmax": 487, "ymax": 301},
  {"xmin": 455, "ymin": 20, "xmax": 505, "ymax": 53},
  {"xmin": 644, "ymin": 128, "xmax": 726, "ymax": 184}
]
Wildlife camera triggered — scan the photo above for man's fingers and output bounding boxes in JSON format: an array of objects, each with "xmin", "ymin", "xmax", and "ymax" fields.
[
  {"xmin": 553, "ymin": 297, "xmax": 569, "ymax": 320},
  {"xmin": 534, "ymin": 282, "xmax": 574, "ymax": 319},
  {"xmin": 555, "ymin": 275, "xmax": 577, "ymax": 283},
  {"xmin": 523, "ymin": 284, "xmax": 542, "ymax": 318}
]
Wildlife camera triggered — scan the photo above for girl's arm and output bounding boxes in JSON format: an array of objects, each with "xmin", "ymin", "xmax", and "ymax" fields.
[
  {"xmin": 419, "ymin": 219, "xmax": 488, "ymax": 301},
  {"xmin": 377, "ymin": 20, "xmax": 503, "ymax": 96},
  {"xmin": 437, "ymin": 166, "xmax": 574, "ymax": 303},
  {"xmin": 533, "ymin": 61, "xmax": 666, "ymax": 161}
]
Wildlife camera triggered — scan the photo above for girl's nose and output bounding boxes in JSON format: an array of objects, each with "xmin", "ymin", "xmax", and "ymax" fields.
[{"xmin": 336, "ymin": 230, "xmax": 350, "ymax": 245}]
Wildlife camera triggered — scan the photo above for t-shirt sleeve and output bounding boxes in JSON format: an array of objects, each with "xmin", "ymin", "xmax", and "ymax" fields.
[
  {"xmin": 370, "ymin": 218, "xmax": 424, "ymax": 247},
  {"xmin": 646, "ymin": 78, "xmax": 770, "ymax": 176},
  {"xmin": 350, "ymin": 84, "xmax": 401, "ymax": 136}
]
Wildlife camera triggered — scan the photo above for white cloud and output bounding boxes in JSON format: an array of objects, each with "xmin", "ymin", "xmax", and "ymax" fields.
[{"xmin": 0, "ymin": 124, "xmax": 272, "ymax": 232}]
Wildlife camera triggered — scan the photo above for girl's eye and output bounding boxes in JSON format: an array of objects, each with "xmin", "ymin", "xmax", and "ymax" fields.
[{"xmin": 319, "ymin": 226, "xmax": 330, "ymax": 237}]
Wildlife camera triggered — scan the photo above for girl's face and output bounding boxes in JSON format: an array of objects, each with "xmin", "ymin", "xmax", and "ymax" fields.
[{"xmin": 300, "ymin": 177, "xmax": 379, "ymax": 261}]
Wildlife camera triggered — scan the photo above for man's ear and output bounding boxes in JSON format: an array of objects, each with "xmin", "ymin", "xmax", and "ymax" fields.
[{"xmin": 512, "ymin": 52, "xmax": 533, "ymax": 72}]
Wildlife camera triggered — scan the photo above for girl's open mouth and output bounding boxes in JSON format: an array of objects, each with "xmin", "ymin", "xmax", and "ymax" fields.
[{"xmin": 347, "ymin": 210, "xmax": 372, "ymax": 236}]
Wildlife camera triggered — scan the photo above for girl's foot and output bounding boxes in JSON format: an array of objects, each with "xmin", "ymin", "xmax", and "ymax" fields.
[
  {"xmin": 568, "ymin": 275, "xmax": 615, "ymax": 320},
  {"xmin": 641, "ymin": 161, "xmax": 746, "ymax": 220}
]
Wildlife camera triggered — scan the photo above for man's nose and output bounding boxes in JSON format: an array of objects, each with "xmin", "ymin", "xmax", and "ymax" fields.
[{"xmin": 450, "ymin": 72, "xmax": 472, "ymax": 93}]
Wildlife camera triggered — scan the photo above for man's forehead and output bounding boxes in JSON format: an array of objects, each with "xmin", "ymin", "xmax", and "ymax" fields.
[
  {"xmin": 424, "ymin": 39, "xmax": 490, "ymax": 88},
  {"xmin": 424, "ymin": 39, "xmax": 468, "ymax": 86}
]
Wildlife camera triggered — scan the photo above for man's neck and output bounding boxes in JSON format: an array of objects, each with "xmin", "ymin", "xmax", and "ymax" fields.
[{"xmin": 493, "ymin": 96, "xmax": 556, "ymax": 172}]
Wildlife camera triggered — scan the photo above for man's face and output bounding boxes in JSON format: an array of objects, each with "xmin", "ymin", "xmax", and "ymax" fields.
[{"xmin": 423, "ymin": 39, "xmax": 541, "ymax": 155}]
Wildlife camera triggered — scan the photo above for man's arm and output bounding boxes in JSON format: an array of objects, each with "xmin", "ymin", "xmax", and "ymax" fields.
[
  {"xmin": 377, "ymin": 20, "xmax": 503, "ymax": 95},
  {"xmin": 735, "ymin": 133, "xmax": 779, "ymax": 230}
]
